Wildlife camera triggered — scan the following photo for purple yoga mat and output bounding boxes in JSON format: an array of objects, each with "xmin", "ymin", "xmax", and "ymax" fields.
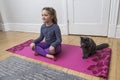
[{"xmin": 7, "ymin": 39, "xmax": 111, "ymax": 80}]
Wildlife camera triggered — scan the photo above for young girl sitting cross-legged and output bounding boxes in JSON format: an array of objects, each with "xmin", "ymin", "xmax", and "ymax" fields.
[{"xmin": 30, "ymin": 7, "xmax": 62, "ymax": 60}]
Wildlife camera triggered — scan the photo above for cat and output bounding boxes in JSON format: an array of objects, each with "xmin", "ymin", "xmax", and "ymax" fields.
[{"xmin": 80, "ymin": 37, "xmax": 109, "ymax": 59}]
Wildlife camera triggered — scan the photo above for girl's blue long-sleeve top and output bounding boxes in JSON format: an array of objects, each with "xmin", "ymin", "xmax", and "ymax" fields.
[{"xmin": 33, "ymin": 24, "xmax": 62, "ymax": 48}]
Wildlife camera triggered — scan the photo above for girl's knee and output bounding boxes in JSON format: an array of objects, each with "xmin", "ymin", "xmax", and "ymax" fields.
[
  {"xmin": 49, "ymin": 48, "xmax": 55, "ymax": 54},
  {"xmin": 49, "ymin": 46, "xmax": 55, "ymax": 54}
]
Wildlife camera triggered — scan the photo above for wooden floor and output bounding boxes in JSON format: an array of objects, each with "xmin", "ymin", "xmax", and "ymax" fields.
[{"xmin": 0, "ymin": 31, "xmax": 120, "ymax": 80}]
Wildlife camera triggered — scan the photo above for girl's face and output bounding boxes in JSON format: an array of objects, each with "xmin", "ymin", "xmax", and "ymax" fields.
[{"xmin": 42, "ymin": 10, "xmax": 53, "ymax": 24}]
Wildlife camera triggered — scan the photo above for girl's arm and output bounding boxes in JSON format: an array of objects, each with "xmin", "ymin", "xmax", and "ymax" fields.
[
  {"xmin": 33, "ymin": 28, "xmax": 44, "ymax": 44},
  {"xmin": 51, "ymin": 25, "xmax": 62, "ymax": 48}
]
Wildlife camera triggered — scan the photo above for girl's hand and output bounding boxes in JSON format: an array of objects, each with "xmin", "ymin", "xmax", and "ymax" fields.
[{"xmin": 30, "ymin": 43, "xmax": 35, "ymax": 50}]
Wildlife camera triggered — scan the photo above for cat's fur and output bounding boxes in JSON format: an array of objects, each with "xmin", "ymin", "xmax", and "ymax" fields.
[{"xmin": 80, "ymin": 37, "xmax": 109, "ymax": 59}]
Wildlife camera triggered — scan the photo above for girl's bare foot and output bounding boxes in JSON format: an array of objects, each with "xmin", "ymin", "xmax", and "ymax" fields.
[
  {"xmin": 46, "ymin": 54, "xmax": 56, "ymax": 61},
  {"xmin": 34, "ymin": 52, "xmax": 39, "ymax": 56},
  {"xmin": 52, "ymin": 57, "xmax": 57, "ymax": 61}
]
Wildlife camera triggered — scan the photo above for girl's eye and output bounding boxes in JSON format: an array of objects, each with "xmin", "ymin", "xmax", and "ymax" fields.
[
  {"xmin": 44, "ymin": 14, "xmax": 48, "ymax": 16},
  {"xmin": 42, "ymin": 14, "xmax": 48, "ymax": 17}
]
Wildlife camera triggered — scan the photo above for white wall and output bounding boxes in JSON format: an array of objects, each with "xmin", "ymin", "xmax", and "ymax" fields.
[
  {"xmin": 2, "ymin": 0, "xmax": 68, "ymax": 34},
  {"xmin": 115, "ymin": 1, "xmax": 120, "ymax": 38},
  {"xmin": 0, "ymin": 0, "xmax": 8, "ymax": 31},
  {"xmin": 108, "ymin": 0, "xmax": 120, "ymax": 38},
  {"xmin": 118, "ymin": 7, "xmax": 120, "ymax": 24},
  {"xmin": 0, "ymin": 0, "xmax": 4, "ymax": 30},
  {"xmin": 1, "ymin": 0, "xmax": 120, "ymax": 38},
  {"xmin": 0, "ymin": 13, "xmax": 3, "ymax": 30}
]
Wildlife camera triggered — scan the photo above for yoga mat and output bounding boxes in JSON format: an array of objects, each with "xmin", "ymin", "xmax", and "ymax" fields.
[
  {"xmin": 7, "ymin": 39, "xmax": 111, "ymax": 80},
  {"xmin": 0, "ymin": 56, "xmax": 87, "ymax": 80}
]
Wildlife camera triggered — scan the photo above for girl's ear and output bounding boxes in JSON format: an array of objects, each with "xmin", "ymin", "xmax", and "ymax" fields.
[{"xmin": 51, "ymin": 15, "xmax": 54, "ymax": 19}]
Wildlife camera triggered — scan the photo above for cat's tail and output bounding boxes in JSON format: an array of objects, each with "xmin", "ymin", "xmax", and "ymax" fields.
[{"xmin": 96, "ymin": 43, "xmax": 109, "ymax": 50}]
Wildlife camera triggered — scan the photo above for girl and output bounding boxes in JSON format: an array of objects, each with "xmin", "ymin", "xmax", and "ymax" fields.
[{"xmin": 30, "ymin": 7, "xmax": 62, "ymax": 60}]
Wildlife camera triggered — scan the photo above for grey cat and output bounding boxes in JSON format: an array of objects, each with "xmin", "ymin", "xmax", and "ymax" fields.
[{"xmin": 80, "ymin": 37, "xmax": 109, "ymax": 59}]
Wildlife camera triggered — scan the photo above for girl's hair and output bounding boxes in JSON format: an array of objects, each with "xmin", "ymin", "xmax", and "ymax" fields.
[{"xmin": 42, "ymin": 7, "xmax": 57, "ymax": 24}]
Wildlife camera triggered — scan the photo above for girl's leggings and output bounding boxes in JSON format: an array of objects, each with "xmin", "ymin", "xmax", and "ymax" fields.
[{"xmin": 34, "ymin": 42, "xmax": 61, "ymax": 57}]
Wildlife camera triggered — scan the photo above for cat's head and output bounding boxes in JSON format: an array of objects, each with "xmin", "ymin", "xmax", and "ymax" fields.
[{"xmin": 80, "ymin": 37, "xmax": 90, "ymax": 48}]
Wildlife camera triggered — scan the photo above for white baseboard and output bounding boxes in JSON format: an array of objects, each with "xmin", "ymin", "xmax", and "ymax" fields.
[
  {"xmin": 108, "ymin": 24, "xmax": 116, "ymax": 38},
  {"xmin": 3, "ymin": 23, "xmax": 68, "ymax": 35},
  {"xmin": 0, "ymin": 23, "xmax": 2, "ymax": 30},
  {"xmin": 3, "ymin": 23, "xmax": 120, "ymax": 38},
  {"xmin": 7, "ymin": 23, "xmax": 41, "ymax": 33},
  {"xmin": 0, "ymin": 23, "xmax": 5, "ymax": 31},
  {"xmin": 116, "ymin": 25, "xmax": 120, "ymax": 38},
  {"xmin": 3, "ymin": 23, "xmax": 10, "ymax": 31}
]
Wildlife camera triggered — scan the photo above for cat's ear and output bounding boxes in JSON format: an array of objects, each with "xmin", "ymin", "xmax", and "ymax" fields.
[
  {"xmin": 80, "ymin": 37, "xmax": 84, "ymax": 40},
  {"xmin": 86, "ymin": 37, "xmax": 89, "ymax": 41}
]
